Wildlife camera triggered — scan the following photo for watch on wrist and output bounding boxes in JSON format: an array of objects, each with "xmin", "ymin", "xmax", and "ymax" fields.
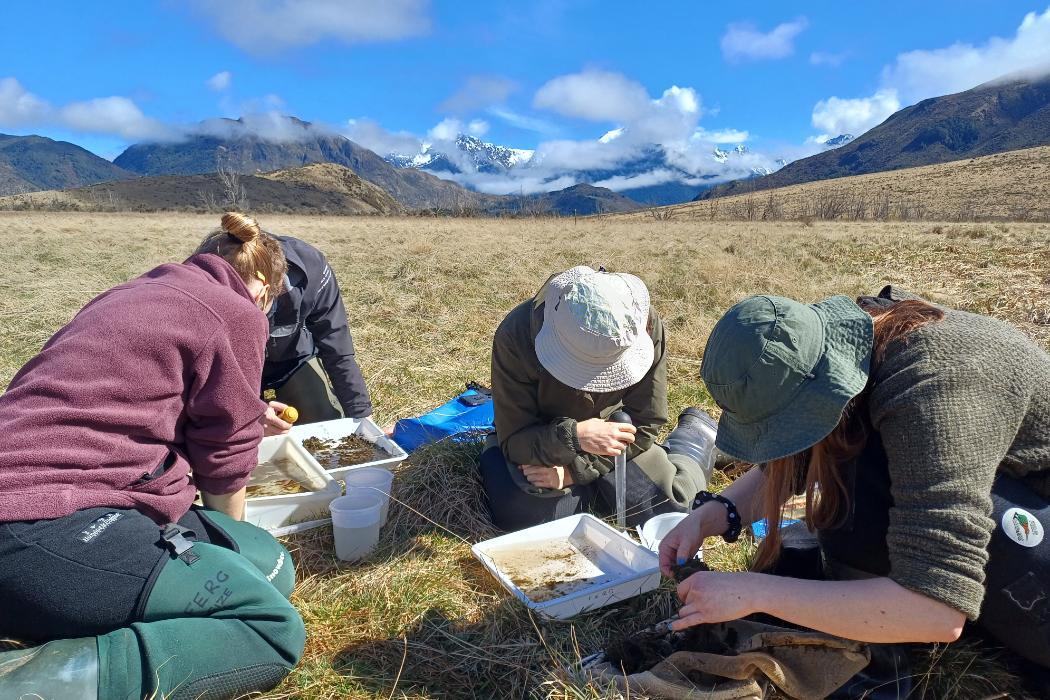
[{"xmin": 692, "ymin": 490, "xmax": 742, "ymax": 543}]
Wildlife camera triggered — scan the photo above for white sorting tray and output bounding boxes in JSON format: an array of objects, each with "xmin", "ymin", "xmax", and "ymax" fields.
[
  {"xmin": 472, "ymin": 514, "xmax": 660, "ymax": 620},
  {"xmin": 289, "ymin": 417, "xmax": 408, "ymax": 480},
  {"xmin": 245, "ymin": 434, "xmax": 342, "ymax": 536}
]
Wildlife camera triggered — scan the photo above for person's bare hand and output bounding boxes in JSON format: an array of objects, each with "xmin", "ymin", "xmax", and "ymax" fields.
[
  {"xmin": 520, "ymin": 464, "xmax": 574, "ymax": 490},
  {"xmin": 575, "ymin": 418, "xmax": 636, "ymax": 456},
  {"xmin": 659, "ymin": 509, "xmax": 705, "ymax": 577},
  {"xmin": 671, "ymin": 571, "xmax": 762, "ymax": 630},
  {"xmin": 260, "ymin": 401, "xmax": 292, "ymax": 436}
]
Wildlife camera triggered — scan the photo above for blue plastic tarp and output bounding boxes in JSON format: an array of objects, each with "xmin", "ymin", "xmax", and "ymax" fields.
[{"xmin": 391, "ymin": 387, "xmax": 495, "ymax": 453}]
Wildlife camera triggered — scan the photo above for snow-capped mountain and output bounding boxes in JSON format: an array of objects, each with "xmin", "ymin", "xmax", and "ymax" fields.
[
  {"xmin": 387, "ymin": 132, "xmax": 789, "ymax": 206},
  {"xmin": 823, "ymin": 134, "xmax": 855, "ymax": 148},
  {"xmin": 388, "ymin": 134, "xmax": 533, "ymax": 175}
]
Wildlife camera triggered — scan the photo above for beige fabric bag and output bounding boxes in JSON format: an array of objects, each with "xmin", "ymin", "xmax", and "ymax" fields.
[{"xmin": 586, "ymin": 618, "xmax": 871, "ymax": 700}]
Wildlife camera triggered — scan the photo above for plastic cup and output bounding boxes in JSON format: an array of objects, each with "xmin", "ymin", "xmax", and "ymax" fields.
[
  {"xmin": 639, "ymin": 513, "xmax": 693, "ymax": 554},
  {"xmin": 329, "ymin": 491, "xmax": 384, "ymax": 562},
  {"xmin": 343, "ymin": 468, "xmax": 395, "ymax": 524}
]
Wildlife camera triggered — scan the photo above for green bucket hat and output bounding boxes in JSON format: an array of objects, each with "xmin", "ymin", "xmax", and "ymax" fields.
[{"xmin": 700, "ymin": 295, "xmax": 874, "ymax": 464}]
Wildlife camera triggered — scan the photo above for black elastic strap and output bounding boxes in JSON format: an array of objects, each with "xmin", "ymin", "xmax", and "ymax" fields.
[{"xmin": 692, "ymin": 490, "xmax": 743, "ymax": 543}]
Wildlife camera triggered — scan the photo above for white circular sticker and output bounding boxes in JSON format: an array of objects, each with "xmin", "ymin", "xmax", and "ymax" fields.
[{"xmin": 1001, "ymin": 508, "xmax": 1044, "ymax": 548}]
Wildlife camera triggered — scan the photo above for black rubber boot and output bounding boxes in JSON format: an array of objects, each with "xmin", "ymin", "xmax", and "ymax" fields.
[
  {"xmin": 0, "ymin": 638, "xmax": 99, "ymax": 700},
  {"xmin": 662, "ymin": 408, "xmax": 721, "ymax": 481}
]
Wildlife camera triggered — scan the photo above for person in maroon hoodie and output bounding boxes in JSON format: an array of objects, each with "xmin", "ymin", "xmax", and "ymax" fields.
[{"xmin": 0, "ymin": 213, "xmax": 306, "ymax": 700}]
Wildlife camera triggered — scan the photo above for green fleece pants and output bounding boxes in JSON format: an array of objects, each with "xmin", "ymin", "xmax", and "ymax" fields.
[
  {"xmin": 100, "ymin": 512, "xmax": 305, "ymax": 700},
  {"xmin": 0, "ymin": 507, "xmax": 305, "ymax": 700}
]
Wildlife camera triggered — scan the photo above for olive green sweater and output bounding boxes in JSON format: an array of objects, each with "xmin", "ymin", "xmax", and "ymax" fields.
[{"xmin": 869, "ymin": 290, "xmax": 1050, "ymax": 619}]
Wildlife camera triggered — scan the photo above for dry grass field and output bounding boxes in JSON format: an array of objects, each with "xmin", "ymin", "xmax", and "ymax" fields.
[
  {"xmin": 624, "ymin": 145, "xmax": 1050, "ymax": 224},
  {"xmin": 2, "ymin": 212, "xmax": 1049, "ymax": 699}
]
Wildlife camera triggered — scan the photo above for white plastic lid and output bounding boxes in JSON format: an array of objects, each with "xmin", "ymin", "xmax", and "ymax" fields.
[{"xmin": 638, "ymin": 512, "xmax": 691, "ymax": 553}]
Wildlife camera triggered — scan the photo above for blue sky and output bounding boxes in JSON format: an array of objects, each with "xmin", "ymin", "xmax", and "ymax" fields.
[{"xmin": 2, "ymin": 1, "xmax": 1049, "ymax": 190}]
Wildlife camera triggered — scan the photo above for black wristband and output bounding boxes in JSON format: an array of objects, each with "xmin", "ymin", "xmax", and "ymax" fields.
[{"xmin": 692, "ymin": 490, "xmax": 743, "ymax": 543}]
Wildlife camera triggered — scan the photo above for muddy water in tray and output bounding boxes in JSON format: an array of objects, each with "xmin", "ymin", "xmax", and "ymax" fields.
[
  {"xmin": 485, "ymin": 538, "xmax": 614, "ymax": 603},
  {"xmin": 303, "ymin": 435, "xmax": 388, "ymax": 470},
  {"xmin": 246, "ymin": 458, "xmax": 322, "ymax": 497}
]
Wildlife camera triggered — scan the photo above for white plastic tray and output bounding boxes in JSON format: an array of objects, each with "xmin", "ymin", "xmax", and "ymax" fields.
[
  {"xmin": 472, "ymin": 514, "xmax": 660, "ymax": 620},
  {"xmin": 289, "ymin": 417, "xmax": 408, "ymax": 480},
  {"xmin": 245, "ymin": 434, "xmax": 342, "ymax": 536}
]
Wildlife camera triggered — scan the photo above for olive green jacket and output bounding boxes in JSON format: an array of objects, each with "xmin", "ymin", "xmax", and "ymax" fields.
[{"xmin": 490, "ymin": 284, "xmax": 668, "ymax": 486}]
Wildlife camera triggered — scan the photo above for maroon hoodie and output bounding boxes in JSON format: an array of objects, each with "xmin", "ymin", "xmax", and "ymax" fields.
[{"xmin": 0, "ymin": 253, "xmax": 268, "ymax": 524}]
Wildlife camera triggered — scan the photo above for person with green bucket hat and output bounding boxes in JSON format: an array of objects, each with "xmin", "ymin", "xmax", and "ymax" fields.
[{"xmin": 659, "ymin": 286, "xmax": 1050, "ymax": 671}]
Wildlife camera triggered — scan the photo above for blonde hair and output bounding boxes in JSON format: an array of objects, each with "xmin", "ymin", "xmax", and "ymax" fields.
[{"xmin": 196, "ymin": 212, "xmax": 287, "ymax": 297}]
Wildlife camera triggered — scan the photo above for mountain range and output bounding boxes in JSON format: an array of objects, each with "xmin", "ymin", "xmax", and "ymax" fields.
[
  {"xmin": 2, "ymin": 72, "xmax": 1048, "ymax": 215},
  {"xmin": 698, "ymin": 74, "xmax": 1050, "ymax": 200},
  {"xmin": 0, "ymin": 134, "xmax": 132, "ymax": 195}
]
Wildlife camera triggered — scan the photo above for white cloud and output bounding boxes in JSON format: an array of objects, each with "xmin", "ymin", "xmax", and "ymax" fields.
[
  {"xmin": 881, "ymin": 7, "xmax": 1050, "ymax": 102},
  {"xmin": 186, "ymin": 0, "xmax": 430, "ymax": 54},
  {"xmin": 59, "ymin": 97, "xmax": 172, "ymax": 141},
  {"xmin": 721, "ymin": 18, "xmax": 808, "ymax": 63},
  {"xmin": 592, "ymin": 169, "xmax": 680, "ymax": 191},
  {"xmin": 438, "ymin": 76, "xmax": 517, "ymax": 114},
  {"xmin": 0, "ymin": 78, "xmax": 172, "ymax": 141},
  {"xmin": 486, "ymin": 106, "xmax": 561, "ymax": 135},
  {"xmin": 0, "ymin": 77, "xmax": 49, "ymax": 126},
  {"xmin": 467, "ymin": 119, "xmax": 489, "ymax": 137},
  {"xmin": 693, "ymin": 128, "xmax": 750, "ymax": 144},
  {"xmin": 207, "ymin": 71, "xmax": 232, "ymax": 91},
  {"xmin": 809, "ymin": 51, "xmax": 848, "ymax": 67},
  {"xmin": 533, "ymin": 70, "xmax": 651, "ymax": 122},
  {"xmin": 345, "ymin": 118, "xmax": 421, "ymax": 155},
  {"xmin": 811, "ymin": 7, "xmax": 1050, "ymax": 140},
  {"xmin": 811, "ymin": 89, "xmax": 900, "ymax": 137}
]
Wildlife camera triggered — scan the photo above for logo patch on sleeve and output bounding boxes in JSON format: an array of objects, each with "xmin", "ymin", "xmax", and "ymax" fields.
[{"xmin": 1002, "ymin": 508, "xmax": 1044, "ymax": 548}]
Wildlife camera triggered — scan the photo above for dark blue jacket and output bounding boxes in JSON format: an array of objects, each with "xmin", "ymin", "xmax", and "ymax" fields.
[{"xmin": 263, "ymin": 237, "xmax": 372, "ymax": 417}]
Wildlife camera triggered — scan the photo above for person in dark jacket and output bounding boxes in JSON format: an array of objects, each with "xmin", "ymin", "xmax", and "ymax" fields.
[
  {"xmin": 481, "ymin": 266, "xmax": 719, "ymax": 531},
  {"xmin": 197, "ymin": 235, "xmax": 372, "ymax": 433},
  {"xmin": 0, "ymin": 213, "xmax": 305, "ymax": 700},
  {"xmin": 660, "ymin": 287, "xmax": 1050, "ymax": 675}
]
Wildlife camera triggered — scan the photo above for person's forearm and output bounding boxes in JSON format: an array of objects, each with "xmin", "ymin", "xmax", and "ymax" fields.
[
  {"xmin": 716, "ymin": 465, "xmax": 766, "ymax": 524},
  {"xmin": 750, "ymin": 574, "xmax": 965, "ymax": 643},
  {"xmin": 201, "ymin": 487, "xmax": 247, "ymax": 521}
]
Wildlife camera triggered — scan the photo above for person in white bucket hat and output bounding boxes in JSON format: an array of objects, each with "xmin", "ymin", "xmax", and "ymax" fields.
[{"xmin": 480, "ymin": 266, "xmax": 720, "ymax": 531}]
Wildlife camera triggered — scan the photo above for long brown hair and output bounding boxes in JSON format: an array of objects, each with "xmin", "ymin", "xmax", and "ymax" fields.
[
  {"xmin": 751, "ymin": 299, "xmax": 946, "ymax": 571},
  {"xmin": 196, "ymin": 212, "xmax": 287, "ymax": 300}
]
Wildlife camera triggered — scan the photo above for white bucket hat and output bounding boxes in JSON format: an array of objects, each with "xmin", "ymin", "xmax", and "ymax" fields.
[{"xmin": 535, "ymin": 266, "xmax": 655, "ymax": 392}]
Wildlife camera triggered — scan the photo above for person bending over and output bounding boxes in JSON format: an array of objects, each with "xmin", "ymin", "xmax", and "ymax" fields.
[
  {"xmin": 481, "ymin": 265, "xmax": 718, "ymax": 532},
  {"xmin": 197, "ymin": 232, "xmax": 372, "ymax": 433},
  {"xmin": 661, "ymin": 286, "xmax": 1050, "ymax": 672},
  {"xmin": 0, "ymin": 213, "xmax": 306, "ymax": 700}
]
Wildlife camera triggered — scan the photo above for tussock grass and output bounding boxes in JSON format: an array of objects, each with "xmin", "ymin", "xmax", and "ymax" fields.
[{"xmin": 1, "ymin": 212, "xmax": 1048, "ymax": 698}]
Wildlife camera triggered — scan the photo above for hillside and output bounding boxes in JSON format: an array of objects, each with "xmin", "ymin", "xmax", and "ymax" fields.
[
  {"xmin": 632, "ymin": 144, "xmax": 1050, "ymax": 222},
  {"xmin": 700, "ymin": 74, "xmax": 1050, "ymax": 200},
  {"xmin": 113, "ymin": 118, "xmax": 498, "ymax": 211},
  {"xmin": 0, "ymin": 163, "xmax": 404, "ymax": 215},
  {"xmin": 0, "ymin": 134, "xmax": 134, "ymax": 196},
  {"xmin": 509, "ymin": 183, "xmax": 641, "ymax": 215}
]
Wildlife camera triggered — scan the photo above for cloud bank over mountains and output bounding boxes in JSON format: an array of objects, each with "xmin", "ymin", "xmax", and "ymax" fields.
[{"xmin": 811, "ymin": 7, "xmax": 1050, "ymax": 139}]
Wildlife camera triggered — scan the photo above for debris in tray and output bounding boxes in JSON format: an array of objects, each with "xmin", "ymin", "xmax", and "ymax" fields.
[
  {"xmin": 245, "ymin": 478, "xmax": 310, "ymax": 497},
  {"xmin": 302, "ymin": 434, "xmax": 387, "ymax": 470},
  {"xmin": 484, "ymin": 538, "xmax": 612, "ymax": 603}
]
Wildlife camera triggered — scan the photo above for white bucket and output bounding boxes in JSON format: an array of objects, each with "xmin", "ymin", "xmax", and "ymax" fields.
[
  {"xmin": 329, "ymin": 491, "xmax": 384, "ymax": 562},
  {"xmin": 342, "ymin": 468, "xmax": 395, "ymax": 524},
  {"xmin": 638, "ymin": 513, "xmax": 693, "ymax": 554}
]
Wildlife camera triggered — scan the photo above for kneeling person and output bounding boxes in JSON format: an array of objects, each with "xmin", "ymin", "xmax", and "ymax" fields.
[{"xmin": 481, "ymin": 266, "xmax": 716, "ymax": 532}]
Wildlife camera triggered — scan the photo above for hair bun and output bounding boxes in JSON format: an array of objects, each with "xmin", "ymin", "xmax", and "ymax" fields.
[{"xmin": 221, "ymin": 212, "xmax": 261, "ymax": 243}]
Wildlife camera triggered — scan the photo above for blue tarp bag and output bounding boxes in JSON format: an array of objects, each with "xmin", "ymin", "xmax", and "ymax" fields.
[{"xmin": 392, "ymin": 382, "xmax": 495, "ymax": 453}]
